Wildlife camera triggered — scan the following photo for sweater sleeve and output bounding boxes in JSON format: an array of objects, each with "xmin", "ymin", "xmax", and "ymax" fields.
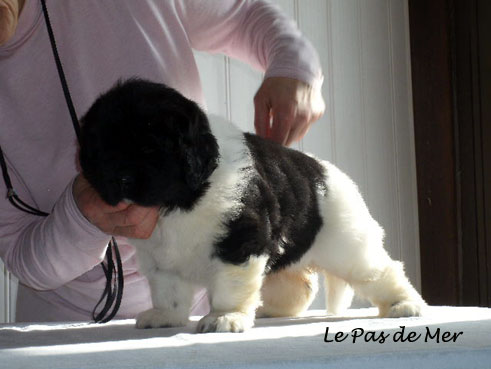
[
  {"xmin": 0, "ymin": 172, "xmax": 111, "ymax": 291},
  {"xmin": 175, "ymin": 0, "xmax": 323, "ymax": 86}
]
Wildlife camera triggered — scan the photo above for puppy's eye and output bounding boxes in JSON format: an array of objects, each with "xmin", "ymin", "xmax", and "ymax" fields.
[
  {"xmin": 141, "ymin": 146, "xmax": 156, "ymax": 155},
  {"xmin": 120, "ymin": 175, "xmax": 133, "ymax": 184},
  {"xmin": 119, "ymin": 175, "xmax": 135, "ymax": 191}
]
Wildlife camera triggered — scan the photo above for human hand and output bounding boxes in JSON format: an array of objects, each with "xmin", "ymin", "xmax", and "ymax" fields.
[
  {"xmin": 254, "ymin": 76, "xmax": 325, "ymax": 146},
  {"xmin": 73, "ymin": 174, "xmax": 159, "ymax": 239},
  {"xmin": 0, "ymin": 0, "xmax": 23, "ymax": 45}
]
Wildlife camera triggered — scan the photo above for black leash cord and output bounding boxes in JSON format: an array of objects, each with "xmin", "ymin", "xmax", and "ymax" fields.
[
  {"xmin": 39, "ymin": 0, "xmax": 123, "ymax": 324},
  {"xmin": 0, "ymin": 148, "xmax": 49, "ymax": 217},
  {"xmin": 0, "ymin": 0, "xmax": 123, "ymax": 323},
  {"xmin": 92, "ymin": 238, "xmax": 124, "ymax": 323},
  {"xmin": 39, "ymin": 0, "xmax": 81, "ymax": 141}
]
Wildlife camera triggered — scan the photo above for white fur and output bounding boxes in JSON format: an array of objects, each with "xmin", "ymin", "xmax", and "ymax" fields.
[
  {"xmin": 300, "ymin": 161, "xmax": 425, "ymax": 317},
  {"xmin": 324, "ymin": 273, "xmax": 354, "ymax": 315},
  {"xmin": 131, "ymin": 115, "xmax": 425, "ymax": 332}
]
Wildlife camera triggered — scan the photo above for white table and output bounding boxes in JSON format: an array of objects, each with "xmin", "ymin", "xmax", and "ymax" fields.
[{"xmin": 1, "ymin": 307, "xmax": 490, "ymax": 369}]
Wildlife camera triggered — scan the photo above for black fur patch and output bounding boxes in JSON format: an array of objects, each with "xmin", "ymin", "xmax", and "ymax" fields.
[{"xmin": 214, "ymin": 133, "xmax": 327, "ymax": 272}]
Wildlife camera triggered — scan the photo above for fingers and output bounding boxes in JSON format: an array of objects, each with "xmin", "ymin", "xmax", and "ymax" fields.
[
  {"xmin": 73, "ymin": 175, "xmax": 128, "ymax": 218},
  {"xmin": 254, "ymin": 97, "xmax": 271, "ymax": 140},
  {"xmin": 270, "ymin": 106, "xmax": 311, "ymax": 146},
  {"xmin": 108, "ymin": 205, "xmax": 160, "ymax": 239},
  {"xmin": 271, "ymin": 111, "xmax": 293, "ymax": 146},
  {"xmin": 253, "ymin": 77, "xmax": 325, "ymax": 146},
  {"xmin": 73, "ymin": 174, "xmax": 160, "ymax": 239}
]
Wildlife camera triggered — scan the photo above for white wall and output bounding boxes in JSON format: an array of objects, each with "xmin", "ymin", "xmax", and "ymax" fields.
[{"xmin": 0, "ymin": 0, "xmax": 419, "ymax": 322}]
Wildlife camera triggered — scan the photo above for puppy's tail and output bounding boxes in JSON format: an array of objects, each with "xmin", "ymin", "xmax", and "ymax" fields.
[{"xmin": 324, "ymin": 273, "xmax": 354, "ymax": 315}]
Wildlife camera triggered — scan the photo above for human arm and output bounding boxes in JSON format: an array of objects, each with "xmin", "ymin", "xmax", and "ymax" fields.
[
  {"xmin": 0, "ymin": 172, "xmax": 110, "ymax": 290},
  {"xmin": 175, "ymin": 0, "xmax": 325, "ymax": 145},
  {"xmin": 0, "ymin": 169, "xmax": 158, "ymax": 291}
]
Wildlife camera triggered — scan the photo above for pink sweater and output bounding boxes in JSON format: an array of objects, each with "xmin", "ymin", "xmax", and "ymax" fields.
[{"xmin": 0, "ymin": 0, "xmax": 322, "ymax": 322}]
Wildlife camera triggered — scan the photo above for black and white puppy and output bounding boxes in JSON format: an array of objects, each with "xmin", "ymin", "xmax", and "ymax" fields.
[{"xmin": 79, "ymin": 79, "xmax": 425, "ymax": 333}]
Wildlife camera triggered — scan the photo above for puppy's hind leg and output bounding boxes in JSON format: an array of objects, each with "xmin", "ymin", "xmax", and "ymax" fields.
[
  {"xmin": 323, "ymin": 272, "xmax": 354, "ymax": 316},
  {"xmin": 197, "ymin": 256, "xmax": 267, "ymax": 333},
  {"xmin": 353, "ymin": 260, "xmax": 426, "ymax": 318},
  {"xmin": 312, "ymin": 161, "xmax": 426, "ymax": 318},
  {"xmin": 314, "ymin": 223, "xmax": 425, "ymax": 318},
  {"xmin": 257, "ymin": 267, "xmax": 318, "ymax": 318}
]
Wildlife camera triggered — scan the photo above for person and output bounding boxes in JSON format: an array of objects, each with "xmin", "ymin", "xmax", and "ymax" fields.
[{"xmin": 0, "ymin": 0, "xmax": 325, "ymax": 322}]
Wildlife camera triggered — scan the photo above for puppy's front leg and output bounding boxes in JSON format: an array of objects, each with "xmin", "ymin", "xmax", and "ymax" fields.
[
  {"xmin": 197, "ymin": 256, "xmax": 267, "ymax": 333},
  {"xmin": 136, "ymin": 270, "xmax": 194, "ymax": 329}
]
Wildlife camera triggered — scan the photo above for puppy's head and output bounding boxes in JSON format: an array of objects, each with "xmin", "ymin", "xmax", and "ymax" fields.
[{"xmin": 79, "ymin": 78, "xmax": 219, "ymax": 209}]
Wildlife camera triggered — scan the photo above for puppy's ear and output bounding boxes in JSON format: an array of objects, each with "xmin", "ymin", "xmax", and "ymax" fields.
[{"xmin": 180, "ymin": 111, "xmax": 219, "ymax": 191}]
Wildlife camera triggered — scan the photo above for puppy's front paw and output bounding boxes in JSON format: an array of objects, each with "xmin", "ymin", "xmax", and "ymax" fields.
[
  {"xmin": 196, "ymin": 312, "xmax": 254, "ymax": 333},
  {"xmin": 385, "ymin": 300, "xmax": 424, "ymax": 318},
  {"xmin": 136, "ymin": 308, "xmax": 188, "ymax": 329}
]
